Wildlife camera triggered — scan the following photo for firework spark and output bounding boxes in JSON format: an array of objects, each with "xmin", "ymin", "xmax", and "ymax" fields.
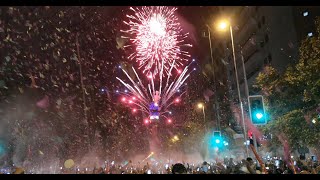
[
  {"xmin": 116, "ymin": 61, "xmax": 194, "ymax": 120},
  {"xmin": 121, "ymin": 6, "xmax": 192, "ymax": 77}
]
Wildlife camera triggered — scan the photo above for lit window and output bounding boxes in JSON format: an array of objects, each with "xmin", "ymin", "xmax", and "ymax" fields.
[
  {"xmin": 303, "ymin": 11, "xmax": 309, "ymax": 17},
  {"xmin": 308, "ymin": 32, "xmax": 313, "ymax": 37}
]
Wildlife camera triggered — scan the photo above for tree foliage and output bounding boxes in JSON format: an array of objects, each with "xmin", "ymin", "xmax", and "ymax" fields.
[{"xmin": 255, "ymin": 17, "xmax": 320, "ymax": 151}]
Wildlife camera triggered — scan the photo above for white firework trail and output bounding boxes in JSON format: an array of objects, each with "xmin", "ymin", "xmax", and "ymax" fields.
[{"xmin": 116, "ymin": 61, "xmax": 194, "ymax": 118}]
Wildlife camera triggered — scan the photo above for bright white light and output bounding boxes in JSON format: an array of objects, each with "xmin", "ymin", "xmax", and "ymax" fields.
[
  {"xmin": 124, "ymin": 90, "xmax": 128, "ymax": 93},
  {"xmin": 218, "ymin": 21, "xmax": 229, "ymax": 30},
  {"xmin": 312, "ymin": 119, "xmax": 316, "ymax": 124},
  {"xmin": 303, "ymin": 11, "xmax": 309, "ymax": 16},
  {"xmin": 144, "ymin": 119, "xmax": 150, "ymax": 124},
  {"xmin": 193, "ymin": 68, "xmax": 196, "ymax": 70},
  {"xmin": 244, "ymin": 140, "xmax": 250, "ymax": 145},
  {"xmin": 150, "ymin": 115, "xmax": 159, "ymax": 120},
  {"xmin": 256, "ymin": 113, "xmax": 263, "ymax": 119},
  {"xmin": 192, "ymin": 59, "xmax": 195, "ymax": 62},
  {"xmin": 174, "ymin": 135, "xmax": 179, "ymax": 140},
  {"xmin": 308, "ymin": 32, "xmax": 313, "ymax": 37},
  {"xmin": 215, "ymin": 139, "xmax": 220, "ymax": 144},
  {"xmin": 116, "ymin": 90, "xmax": 119, "ymax": 93},
  {"xmin": 169, "ymin": 111, "xmax": 172, "ymax": 114},
  {"xmin": 118, "ymin": 65, "xmax": 121, "ymax": 68},
  {"xmin": 149, "ymin": 15, "xmax": 166, "ymax": 36}
]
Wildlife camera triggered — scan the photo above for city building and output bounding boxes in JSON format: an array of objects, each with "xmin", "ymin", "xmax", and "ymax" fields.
[
  {"xmin": 292, "ymin": 6, "xmax": 320, "ymax": 44},
  {"xmin": 222, "ymin": 6, "xmax": 320, "ymax": 101}
]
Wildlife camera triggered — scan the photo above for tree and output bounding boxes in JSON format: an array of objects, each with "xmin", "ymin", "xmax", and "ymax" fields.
[{"xmin": 255, "ymin": 17, "xmax": 320, "ymax": 154}]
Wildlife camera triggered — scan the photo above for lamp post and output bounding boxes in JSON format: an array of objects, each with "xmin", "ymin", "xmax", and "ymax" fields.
[
  {"xmin": 198, "ymin": 103, "xmax": 206, "ymax": 132},
  {"xmin": 205, "ymin": 25, "xmax": 221, "ymax": 131},
  {"xmin": 198, "ymin": 103, "xmax": 209, "ymax": 160},
  {"xmin": 217, "ymin": 20, "xmax": 249, "ymax": 157}
]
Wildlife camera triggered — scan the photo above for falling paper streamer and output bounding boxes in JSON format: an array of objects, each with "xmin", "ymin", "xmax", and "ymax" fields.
[
  {"xmin": 203, "ymin": 89, "xmax": 214, "ymax": 102},
  {"xmin": 36, "ymin": 95, "xmax": 49, "ymax": 109},
  {"xmin": 29, "ymin": 74, "xmax": 39, "ymax": 88}
]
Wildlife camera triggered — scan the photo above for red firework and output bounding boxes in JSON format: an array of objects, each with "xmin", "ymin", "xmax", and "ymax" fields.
[{"xmin": 121, "ymin": 6, "xmax": 192, "ymax": 77}]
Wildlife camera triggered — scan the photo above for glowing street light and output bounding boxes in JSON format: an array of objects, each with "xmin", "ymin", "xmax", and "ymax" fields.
[
  {"xmin": 217, "ymin": 20, "xmax": 229, "ymax": 31},
  {"xmin": 216, "ymin": 17, "xmax": 249, "ymax": 157},
  {"xmin": 174, "ymin": 135, "xmax": 179, "ymax": 140},
  {"xmin": 197, "ymin": 103, "xmax": 206, "ymax": 132}
]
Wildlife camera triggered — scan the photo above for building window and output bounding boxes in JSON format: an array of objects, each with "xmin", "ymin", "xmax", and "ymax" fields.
[
  {"xmin": 268, "ymin": 53, "xmax": 272, "ymax": 61},
  {"xmin": 262, "ymin": 16, "xmax": 266, "ymax": 24},
  {"xmin": 308, "ymin": 32, "xmax": 313, "ymax": 37},
  {"xmin": 255, "ymin": 6, "xmax": 259, "ymax": 12},
  {"xmin": 258, "ymin": 22, "xmax": 261, "ymax": 29},
  {"xmin": 264, "ymin": 57, "xmax": 269, "ymax": 65},
  {"xmin": 264, "ymin": 53, "xmax": 272, "ymax": 65},
  {"xmin": 303, "ymin": 11, "xmax": 309, "ymax": 17},
  {"xmin": 265, "ymin": 34, "xmax": 269, "ymax": 43}
]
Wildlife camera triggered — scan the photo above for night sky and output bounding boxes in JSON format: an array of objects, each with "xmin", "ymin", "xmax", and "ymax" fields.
[{"xmin": 0, "ymin": 6, "xmax": 232, "ymax": 169}]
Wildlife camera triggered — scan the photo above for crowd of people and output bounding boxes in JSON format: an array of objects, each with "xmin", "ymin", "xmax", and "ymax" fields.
[{"xmin": 2, "ymin": 156, "xmax": 320, "ymax": 174}]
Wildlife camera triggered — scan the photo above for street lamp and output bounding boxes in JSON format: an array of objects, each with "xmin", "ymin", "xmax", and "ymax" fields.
[
  {"xmin": 217, "ymin": 20, "xmax": 229, "ymax": 31},
  {"xmin": 197, "ymin": 103, "xmax": 206, "ymax": 132},
  {"xmin": 216, "ymin": 19, "xmax": 249, "ymax": 157},
  {"xmin": 205, "ymin": 25, "xmax": 221, "ymax": 131}
]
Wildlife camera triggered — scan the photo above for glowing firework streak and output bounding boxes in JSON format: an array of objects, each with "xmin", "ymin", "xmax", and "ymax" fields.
[
  {"xmin": 142, "ymin": 152, "xmax": 154, "ymax": 162},
  {"xmin": 121, "ymin": 6, "xmax": 192, "ymax": 76},
  {"xmin": 116, "ymin": 61, "xmax": 194, "ymax": 118}
]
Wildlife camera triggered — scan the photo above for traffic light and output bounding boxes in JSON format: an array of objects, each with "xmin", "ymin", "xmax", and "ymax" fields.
[
  {"xmin": 248, "ymin": 95, "xmax": 266, "ymax": 125},
  {"xmin": 212, "ymin": 131, "xmax": 223, "ymax": 147},
  {"xmin": 213, "ymin": 131, "xmax": 221, "ymax": 137}
]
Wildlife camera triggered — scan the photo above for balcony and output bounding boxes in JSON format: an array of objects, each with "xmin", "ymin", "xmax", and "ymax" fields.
[
  {"xmin": 236, "ymin": 17, "xmax": 258, "ymax": 46},
  {"xmin": 237, "ymin": 50, "xmax": 265, "ymax": 80},
  {"xmin": 241, "ymin": 34, "xmax": 258, "ymax": 62}
]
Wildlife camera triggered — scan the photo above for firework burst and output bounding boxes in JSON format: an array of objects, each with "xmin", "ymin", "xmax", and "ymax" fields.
[
  {"xmin": 121, "ymin": 6, "xmax": 192, "ymax": 77},
  {"xmin": 116, "ymin": 61, "xmax": 195, "ymax": 121}
]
